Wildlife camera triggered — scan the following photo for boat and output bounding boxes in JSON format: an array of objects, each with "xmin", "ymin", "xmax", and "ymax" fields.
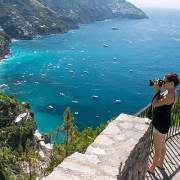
[
  {"xmin": 34, "ymin": 51, "xmax": 37, "ymax": 54},
  {"xmin": 74, "ymin": 112, "xmax": 79, "ymax": 115},
  {"xmin": 113, "ymin": 58, "xmax": 117, "ymax": 60},
  {"xmin": 49, "ymin": 105, "xmax": 53, "ymax": 109},
  {"xmin": 101, "ymin": 74, "xmax": 104, "ymax": 77},
  {"xmin": 115, "ymin": 100, "xmax": 121, "ymax": 103},
  {"xmin": 68, "ymin": 64, "xmax": 73, "ymax": 67},
  {"xmin": 34, "ymin": 82, "xmax": 38, "ymax": 84},
  {"xmin": 72, "ymin": 101, "xmax": 78, "ymax": 103},
  {"xmin": 71, "ymin": 48, "xmax": 75, "ymax": 50},
  {"xmin": 84, "ymin": 71, "xmax": 89, "ymax": 74},
  {"xmin": 65, "ymin": 68, "xmax": 69, "ymax": 70},
  {"xmin": 102, "ymin": 59, "xmax": 104, "ymax": 61},
  {"xmin": 70, "ymin": 71, "xmax": 74, "ymax": 73},
  {"xmin": 60, "ymin": 92, "xmax": 65, "ymax": 96},
  {"xmin": 112, "ymin": 27, "xmax": 118, "ymax": 30},
  {"xmin": 91, "ymin": 95, "xmax": 98, "ymax": 98},
  {"xmin": 130, "ymin": 70, "xmax": 133, "ymax": 72},
  {"xmin": 103, "ymin": 44, "xmax": 108, "ymax": 47},
  {"xmin": 0, "ymin": 84, "xmax": 8, "ymax": 89},
  {"xmin": 104, "ymin": 67, "xmax": 108, "ymax": 70}
]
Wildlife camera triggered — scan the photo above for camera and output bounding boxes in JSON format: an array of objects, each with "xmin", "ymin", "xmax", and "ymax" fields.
[{"xmin": 149, "ymin": 79, "xmax": 164, "ymax": 87}]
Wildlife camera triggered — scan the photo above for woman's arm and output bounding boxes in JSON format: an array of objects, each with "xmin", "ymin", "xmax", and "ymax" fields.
[{"xmin": 152, "ymin": 79, "xmax": 174, "ymax": 107}]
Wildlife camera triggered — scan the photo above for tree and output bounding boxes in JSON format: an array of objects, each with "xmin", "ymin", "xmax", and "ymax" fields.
[
  {"xmin": 61, "ymin": 107, "xmax": 74, "ymax": 156},
  {"xmin": 50, "ymin": 126, "xmax": 60, "ymax": 145}
]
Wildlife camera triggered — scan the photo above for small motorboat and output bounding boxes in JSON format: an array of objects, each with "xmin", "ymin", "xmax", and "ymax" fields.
[
  {"xmin": 115, "ymin": 100, "xmax": 121, "ymax": 103},
  {"xmin": 49, "ymin": 105, "xmax": 53, "ymax": 109},
  {"xmin": 91, "ymin": 95, "xmax": 98, "ymax": 98},
  {"xmin": 0, "ymin": 84, "xmax": 8, "ymax": 89}
]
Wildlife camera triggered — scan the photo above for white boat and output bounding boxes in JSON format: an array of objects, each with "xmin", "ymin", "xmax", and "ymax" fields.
[
  {"xmin": 104, "ymin": 67, "xmax": 108, "ymax": 70},
  {"xmin": 113, "ymin": 58, "xmax": 117, "ymax": 60},
  {"xmin": 115, "ymin": 100, "xmax": 121, "ymax": 103},
  {"xmin": 0, "ymin": 84, "xmax": 8, "ymax": 89},
  {"xmin": 80, "ymin": 51, "xmax": 84, "ymax": 53},
  {"xmin": 130, "ymin": 70, "xmax": 133, "ymax": 72},
  {"xmin": 70, "ymin": 71, "xmax": 74, "ymax": 73},
  {"xmin": 72, "ymin": 101, "xmax": 78, "ymax": 103},
  {"xmin": 112, "ymin": 27, "xmax": 118, "ymax": 30},
  {"xmin": 49, "ymin": 105, "xmax": 53, "ymax": 109},
  {"xmin": 91, "ymin": 95, "xmax": 98, "ymax": 98},
  {"xmin": 101, "ymin": 74, "xmax": 104, "ymax": 77},
  {"xmin": 65, "ymin": 68, "xmax": 69, "ymax": 70},
  {"xmin": 34, "ymin": 51, "xmax": 37, "ymax": 54},
  {"xmin": 60, "ymin": 92, "xmax": 65, "ymax": 96},
  {"xmin": 71, "ymin": 48, "xmax": 75, "ymax": 50},
  {"xmin": 84, "ymin": 71, "xmax": 89, "ymax": 74},
  {"xmin": 34, "ymin": 82, "xmax": 38, "ymax": 84},
  {"xmin": 74, "ymin": 112, "xmax": 79, "ymax": 115},
  {"xmin": 68, "ymin": 64, "xmax": 73, "ymax": 67},
  {"xmin": 103, "ymin": 44, "xmax": 108, "ymax": 47}
]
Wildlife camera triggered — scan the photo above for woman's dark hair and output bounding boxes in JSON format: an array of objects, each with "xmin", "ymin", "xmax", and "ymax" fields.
[{"xmin": 165, "ymin": 73, "xmax": 179, "ymax": 87}]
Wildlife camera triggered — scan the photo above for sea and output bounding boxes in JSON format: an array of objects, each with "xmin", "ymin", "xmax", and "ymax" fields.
[{"xmin": 0, "ymin": 8, "xmax": 180, "ymax": 140}]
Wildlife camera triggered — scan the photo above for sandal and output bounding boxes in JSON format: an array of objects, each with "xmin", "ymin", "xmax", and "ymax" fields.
[
  {"xmin": 147, "ymin": 167, "xmax": 155, "ymax": 175},
  {"xmin": 156, "ymin": 165, "xmax": 165, "ymax": 170}
]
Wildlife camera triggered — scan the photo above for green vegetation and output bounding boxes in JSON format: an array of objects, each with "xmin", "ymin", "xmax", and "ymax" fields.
[
  {"xmin": 44, "ymin": 107, "xmax": 115, "ymax": 175},
  {"xmin": 0, "ymin": 93, "xmax": 116, "ymax": 179},
  {"xmin": 0, "ymin": 93, "xmax": 39, "ymax": 179}
]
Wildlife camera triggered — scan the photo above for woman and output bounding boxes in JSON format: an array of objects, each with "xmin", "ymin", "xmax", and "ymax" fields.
[{"xmin": 147, "ymin": 73, "xmax": 179, "ymax": 175}]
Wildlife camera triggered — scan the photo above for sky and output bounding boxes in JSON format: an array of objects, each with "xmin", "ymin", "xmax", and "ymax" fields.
[{"xmin": 126, "ymin": 0, "xmax": 180, "ymax": 9}]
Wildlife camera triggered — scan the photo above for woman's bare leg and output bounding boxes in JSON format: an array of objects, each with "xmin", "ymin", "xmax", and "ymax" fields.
[
  {"xmin": 148, "ymin": 134, "xmax": 164, "ymax": 173},
  {"xmin": 157, "ymin": 135, "xmax": 166, "ymax": 168}
]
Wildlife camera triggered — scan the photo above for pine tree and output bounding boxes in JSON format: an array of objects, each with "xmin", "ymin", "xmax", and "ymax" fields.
[{"xmin": 62, "ymin": 107, "xmax": 74, "ymax": 156}]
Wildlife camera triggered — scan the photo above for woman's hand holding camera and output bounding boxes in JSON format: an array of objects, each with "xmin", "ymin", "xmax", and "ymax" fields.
[{"xmin": 154, "ymin": 79, "xmax": 163, "ymax": 91}]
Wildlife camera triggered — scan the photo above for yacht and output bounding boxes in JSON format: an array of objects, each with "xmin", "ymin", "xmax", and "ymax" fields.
[
  {"xmin": 84, "ymin": 71, "xmax": 89, "ymax": 74},
  {"xmin": 112, "ymin": 27, "xmax": 118, "ymax": 30},
  {"xmin": 130, "ymin": 70, "xmax": 133, "ymax": 72},
  {"xmin": 68, "ymin": 64, "xmax": 73, "ymax": 67},
  {"xmin": 103, "ymin": 44, "xmax": 108, "ymax": 47},
  {"xmin": 72, "ymin": 101, "xmax": 78, "ymax": 103},
  {"xmin": 115, "ymin": 100, "xmax": 121, "ymax": 103},
  {"xmin": 91, "ymin": 95, "xmax": 98, "ymax": 98},
  {"xmin": 0, "ymin": 84, "xmax": 8, "ymax": 89},
  {"xmin": 60, "ymin": 92, "xmax": 65, "ymax": 96},
  {"xmin": 74, "ymin": 112, "xmax": 79, "ymax": 115},
  {"xmin": 49, "ymin": 105, "xmax": 53, "ymax": 109},
  {"xmin": 70, "ymin": 71, "xmax": 74, "ymax": 74}
]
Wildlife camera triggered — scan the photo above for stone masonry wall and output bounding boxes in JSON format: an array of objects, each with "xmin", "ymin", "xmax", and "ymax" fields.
[{"xmin": 43, "ymin": 113, "xmax": 151, "ymax": 180}]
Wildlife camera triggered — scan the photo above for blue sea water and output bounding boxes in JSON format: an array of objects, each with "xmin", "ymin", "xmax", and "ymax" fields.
[{"xmin": 0, "ymin": 9, "xmax": 180, "ymax": 138}]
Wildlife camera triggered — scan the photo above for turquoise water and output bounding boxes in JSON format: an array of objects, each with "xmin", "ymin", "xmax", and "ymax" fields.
[{"xmin": 0, "ymin": 9, "xmax": 180, "ymax": 136}]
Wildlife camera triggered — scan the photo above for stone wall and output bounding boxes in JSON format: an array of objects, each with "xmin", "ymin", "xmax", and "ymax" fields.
[{"xmin": 43, "ymin": 113, "xmax": 151, "ymax": 180}]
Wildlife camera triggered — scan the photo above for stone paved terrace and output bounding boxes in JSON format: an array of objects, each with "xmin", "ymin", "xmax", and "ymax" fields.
[{"xmin": 146, "ymin": 134, "xmax": 180, "ymax": 180}]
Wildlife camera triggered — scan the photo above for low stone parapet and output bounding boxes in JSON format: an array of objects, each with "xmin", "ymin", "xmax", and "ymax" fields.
[{"xmin": 43, "ymin": 113, "xmax": 151, "ymax": 180}]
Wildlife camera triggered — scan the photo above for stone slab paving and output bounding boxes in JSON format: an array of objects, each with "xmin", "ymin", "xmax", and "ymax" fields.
[{"xmin": 146, "ymin": 134, "xmax": 180, "ymax": 180}]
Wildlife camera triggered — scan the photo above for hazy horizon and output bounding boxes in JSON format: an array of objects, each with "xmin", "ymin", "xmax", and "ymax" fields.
[{"xmin": 127, "ymin": 0, "xmax": 180, "ymax": 9}]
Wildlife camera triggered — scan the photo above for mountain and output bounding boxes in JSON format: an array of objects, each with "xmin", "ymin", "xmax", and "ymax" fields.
[
  {"xmin": 39, "ymin": 0, "xmax": 148, "ymax": 24},
  {"xmin": 0, "ymin": 0, "xmax": 148, "ymax": 60}
]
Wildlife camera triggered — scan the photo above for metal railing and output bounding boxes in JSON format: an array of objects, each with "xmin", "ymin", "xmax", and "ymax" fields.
[{"xmin": 135, "ymin": 88, "xmax": 180, "ymax": 151}]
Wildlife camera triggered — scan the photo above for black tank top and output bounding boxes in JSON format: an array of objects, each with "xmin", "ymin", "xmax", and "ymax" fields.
[{"xmin": 152, "ymin": 95, "xmax": 175, "ymax": 134}]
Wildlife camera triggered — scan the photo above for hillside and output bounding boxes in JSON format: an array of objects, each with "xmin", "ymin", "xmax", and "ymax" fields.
[
  {"xmin": 0, "ymin": 0, "xmax": 148, "ymax": 60},
  {"xmin": 39, "ymin": 0, "xmax": 148, "ymax": 24}
]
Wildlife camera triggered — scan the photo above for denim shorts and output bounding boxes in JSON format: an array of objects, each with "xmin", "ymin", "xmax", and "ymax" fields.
[{"xmin": 153, "ymin": 127, "xmax": 165, "ymax": 136}]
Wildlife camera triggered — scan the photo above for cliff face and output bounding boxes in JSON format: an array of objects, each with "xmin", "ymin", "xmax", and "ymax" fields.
[{"xmin": 0, "ymin": 31, "xmax": 11, "ymax": 61}]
